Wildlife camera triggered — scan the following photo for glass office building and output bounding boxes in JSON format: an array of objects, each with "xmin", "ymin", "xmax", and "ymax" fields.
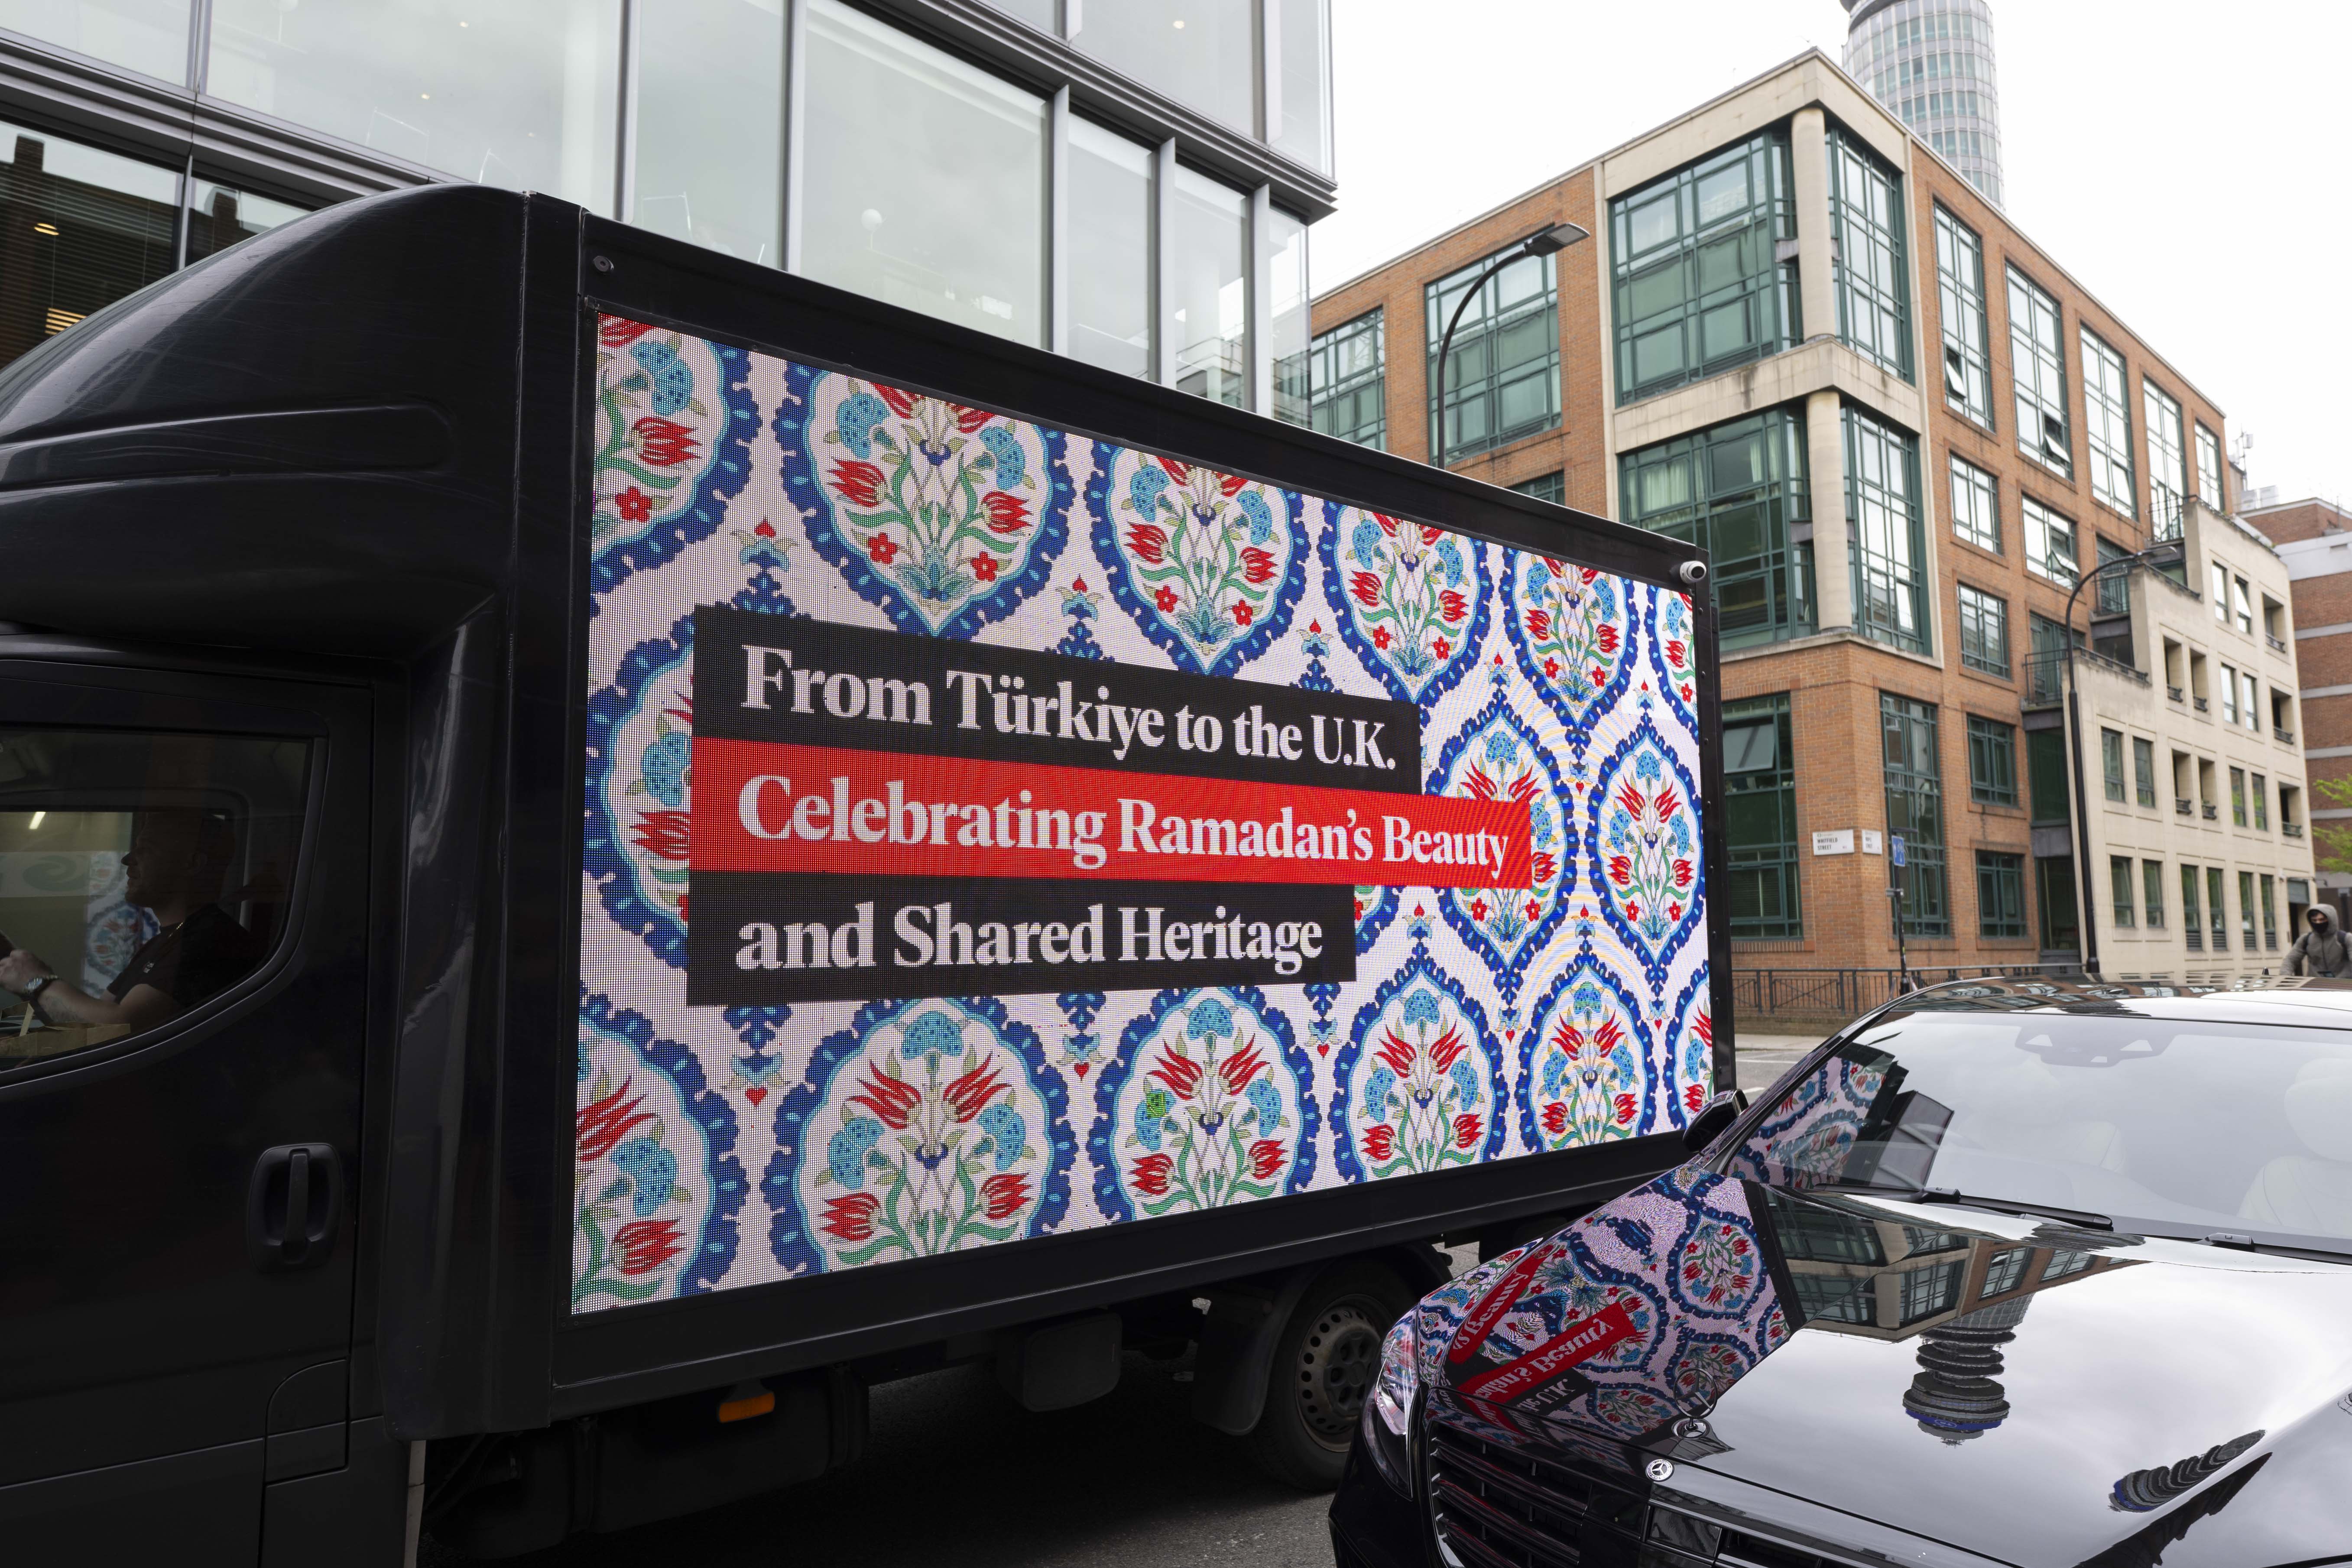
[
  {"xmin": 1841, "ymin": 0, "xmax": 2003, "ymax": 207},
  {"xmin": 0, "ymin": 0, "xmax": 1331, "ymax": 420}
]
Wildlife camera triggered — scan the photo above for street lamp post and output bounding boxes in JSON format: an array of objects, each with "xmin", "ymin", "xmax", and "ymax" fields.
[
  {"xmin": 1427, "ymin": 222, "xmax": 1589, "ymax": 467},
  {"xmin": 2060, "ymin": 541, "xmax": 2185, "ymax": 979}
]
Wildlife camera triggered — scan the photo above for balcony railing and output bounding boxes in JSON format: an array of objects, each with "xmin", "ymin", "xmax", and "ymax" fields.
[
  {"xmin": 2167, "ymin": 684, "xmax": 2185, "ymax": 703},
  {"xmin": 2285, "ymin": 823, "xmax": 2307, "ymax": 838},
  {"xmin": 2203, "ymin": 803, "xmax": 2220, "ymax": 820},
  {"xmin": 2194, "ymin": 696, "xmax": 2210, "ymax": 712},
  {"xmin": 2268, "ymin": 633, "xmax": 2289, "ymax": 653},
  {"xmin": 2276, "ymin": 726, "xmax": 2297, "ymax": 744},
  {"xmin": 2175, "ymin": 797, "xmax": 2194, "ymax": 815}
]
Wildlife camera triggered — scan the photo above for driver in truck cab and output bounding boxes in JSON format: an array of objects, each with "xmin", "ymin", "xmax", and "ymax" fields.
[{"xmin": 0, "ymin": 809, "xmax": 264, "ymax": 1032}]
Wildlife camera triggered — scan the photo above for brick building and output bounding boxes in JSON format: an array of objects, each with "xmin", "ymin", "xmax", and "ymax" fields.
[
  {"xmin": 1309, "ymin": 51, "xmax": 2313, "ymax": 987},
  {"xmin": 2258, "ymin": 497, "xmax": 2352, "ymax": 902}
]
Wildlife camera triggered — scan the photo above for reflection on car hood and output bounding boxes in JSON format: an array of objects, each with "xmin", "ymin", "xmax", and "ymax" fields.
[{"xmin": 1418, "ymin": 1170, "xmax": 2352, "ymax": 1567}]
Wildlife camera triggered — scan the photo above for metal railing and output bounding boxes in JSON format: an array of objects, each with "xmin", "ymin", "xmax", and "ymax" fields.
[
  {"xmin": 2268, "ymin": 633, "xmax": 2289, "ymax": 653},
  {"xmin": 2175, "ymin": 797, "xmax": 2193, "ymax": 815},
  {"xmin": 2194, "ymin": 695, "xmax": 2210, "ymax": 712},
  {"xmin": 2167, "ymin": 684, "xmax": 2185, "ymax": 703},
  {"xmin": 2203, "ymin": 803, "xmax": 2220, "ymax": 820},
  {"xmin": 2285, "ymin": 823, "xmax": 2307, "ymax": 838},
  {"xmin": 2276, "ymin": 726, "xmax": 2297, "ymax": 744},
  {"xmin": 1731, "ymin": 963, "xmax": 2084, "ymax": 1019}
]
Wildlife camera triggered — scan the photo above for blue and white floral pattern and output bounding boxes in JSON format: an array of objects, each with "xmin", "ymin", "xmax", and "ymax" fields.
[{"xmin": 574, "ymin": 319, "xmax": 1714, "ymax": 1313}]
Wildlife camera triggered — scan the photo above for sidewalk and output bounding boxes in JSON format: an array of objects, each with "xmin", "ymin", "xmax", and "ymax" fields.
[{"xmin": 1731, "ymin": 1030, "xmax": 1830, "ymax": 1093}]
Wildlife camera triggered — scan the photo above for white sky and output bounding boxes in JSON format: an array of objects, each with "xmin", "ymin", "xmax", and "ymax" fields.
[{"xmin": 1311, "ymin": 0, "xmax": 2352, "ymax": 511}]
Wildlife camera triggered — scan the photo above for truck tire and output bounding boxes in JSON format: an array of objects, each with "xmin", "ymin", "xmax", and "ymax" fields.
[{"xmin": 1241, "ymin": 1261, "xmax": 1415, "ymax": 1491}]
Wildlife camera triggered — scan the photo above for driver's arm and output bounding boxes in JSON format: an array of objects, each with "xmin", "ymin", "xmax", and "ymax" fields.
[{"xmin": 0, "ymin": 950, "xmax": 182, "ymax": 1033}]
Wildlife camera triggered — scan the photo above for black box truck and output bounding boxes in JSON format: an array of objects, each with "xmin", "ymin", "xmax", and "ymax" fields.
[{"xmin": 0, "ymin": 185, "xmax": 1729, "ymax": 1562}]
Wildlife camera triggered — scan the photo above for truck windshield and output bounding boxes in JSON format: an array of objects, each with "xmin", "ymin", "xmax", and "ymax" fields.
[
  {"xmin": 1725, "ymin": 1013, "xmax": 2352, "ymax": 1247},
  {"xmin": 0, "ymin": 727, "xmax": 309, "ymax": 1066}
]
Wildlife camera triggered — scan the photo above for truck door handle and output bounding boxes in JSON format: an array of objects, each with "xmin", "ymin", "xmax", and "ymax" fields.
[{"xmin": 248, "ymin": 1143, "xmax": 343, "ymax": 1273}]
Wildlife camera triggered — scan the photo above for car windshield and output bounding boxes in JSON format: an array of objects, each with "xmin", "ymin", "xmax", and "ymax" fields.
[{"xmin": 1724, "ymin": 1011, "xmax": 2352, "ymax": 1247}]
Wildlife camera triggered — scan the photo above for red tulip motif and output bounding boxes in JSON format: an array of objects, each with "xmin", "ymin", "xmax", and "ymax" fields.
[
  {"xmin": 821, "ymin": 1191, "xmax": 880, "ymax": 1243},
  {"xmin": 578, "ymin": 1080, "xmax": 653, "ymax": 1161},
  {"xmin": 981, "ymin": 1172, "xmax": 1031, "ymax": 1221},
  {"xmin": 613, "ymin": 1218, "xmax": 683, "ymax": 1275},
  {"xmin": 829, "ymin": 458, "xmax": 884, "ymax": 508}
]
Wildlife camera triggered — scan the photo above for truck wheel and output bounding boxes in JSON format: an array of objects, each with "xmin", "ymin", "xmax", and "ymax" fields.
[{"xmin": 1241, "ymin": 1261, "xmax": 1414, "ymax": 1491}]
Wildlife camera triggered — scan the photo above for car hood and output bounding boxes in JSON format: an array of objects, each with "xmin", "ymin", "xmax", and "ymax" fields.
[{"xmin": 1420, "ymin": 1170, "xmax": 2352, "ymax": 1567}]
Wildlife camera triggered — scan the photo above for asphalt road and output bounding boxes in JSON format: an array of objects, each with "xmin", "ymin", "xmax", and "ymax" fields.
[{"xmin": 449, "ymin": 1032, "xmax": 1828, "ymax": 1568}]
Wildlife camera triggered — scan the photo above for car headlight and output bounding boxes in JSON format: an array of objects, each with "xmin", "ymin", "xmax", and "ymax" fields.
[{"xmin": 1361, "ymin": 1308, "xmax": 1420, "ymax": 1496}]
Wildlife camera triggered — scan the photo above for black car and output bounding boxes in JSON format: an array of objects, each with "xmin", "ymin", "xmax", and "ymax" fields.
[{"xmin": 1331, "ymin": 977, "xmax": 2352, "ymax": 1568}]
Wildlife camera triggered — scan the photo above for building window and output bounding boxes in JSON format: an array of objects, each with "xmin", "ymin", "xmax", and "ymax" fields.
[
  {"xmin": 2212, "ymin": 561, "xmax": 2230, "ymax": 624},
  {"xmin": 2111, "ymin": 856, "xmax": 2135, "ymax": 927},
  {"xmin": 2221, "ymin": 663, "xmax": 2239, "ymax": 726},
  {"xmin": 1956, "ymin": 583, "xmax": 2009, "ymax": 676},
  {"xmin": 1268, "ymin": 0, "xmax": 1333, "ymax": 174},
  {"xmin": 1828, "ymin": 127, "xmax": 1911, "ymax": 380},
  {"xmin": 2242, "ymin": 670, "xmax": 2260, "ymax": 732},
  {"xmin": 1977, "ymin": 851, "xmax": 2028, "ymax": 938},
  {"xmin": 2142, "ymin": 859, "xmax": 2165, "ymax": 929},
  {"xmin": 2026, "ymin": 722, "xmax": 2069, "ymax": 823},
  {"xmin": 208, "ymin": 0, "xmax": 620, "ymax": 213},
  {"xmin": 2025, "ymin": 612, "xmax": 2079, "ymax": 707},
  {"xmin": 1510, "ymin": 472, "xmax": 1565, "ymax": 505},
  {"xmin": 1981, "ymin": 1247, "xmax": 2031, "ymax": 1298},
  {"xmin": 1063, "ymin": 117, "xmax": 1156, "ymax": 378},
  {"xmin": 1308, "ymin": 310, "xmax": 1385, "ymax": 449},
  {"xmin": 1934, "ymin": 206, "xmax": 1993, "ymax": 428},
  {"xmin": 1427, "ymin": 246, "xmax": 1558, "ymax": 461},
  {"xmin": 2095, "ymin": 535, "xmax": 2131, "ymax": 623},
  {"xmin": 2208, "ymin": 866, "xmax": 2228, "ymax": 952},
  {"xmin": 1897, "ymin": 1260, "xmax": 1966, "ymax": 1326},
  {"xmin": 187, "ymin": 181, "xmax": 310, "ymax": 263},
  {"xmin": 2042, "ymin": 1250, "xmax": 2093, "ymax": 1282},
  {"xmin": 1608, "ymin": 132, "xmax": 1797, "ymax": 404},
  {"xmin": 1967, "ymin": 715, "xmax": 2018, "ymax": 806},
  {"xmin": 2253, "ymin": 774, "xmax": 2269, "ymax": 830},
  {"xmin": 2146, "ymin": 381, "xmax": 2187, "ymax": 540},
  {"xmin": 2181, "ymin": 863, "xmax": 2202, "ymax": 950},
  {"xmin": 1949, "ymin": 454, "xmax": 2000, "ymax": 553},
  {"xmin": 2038, "ymin": 856, "xmax": 2079, "ymax": 953},
  {"xmin": 1267, "ymin": 204, "xmax": 1311, "ymax": 427},
  {"xmin": 1068, "ymin": 0, "xmax": 1255, "ymax": 133},
  {"xmin": 2240, "ymin": 870, "xmax": 2258, "ymax": 951},
  {"xmin": 804, "ymin": 0, "xmax": 1046, "ymax": 345},
  {"xmin": 1882, "ymin": 694, "xmax": 1949, "ymax": 937},
  {"xmin": 2196, "ymin": 423, "xmax": 2225, "ymax": 510},
  {"xmin": 1169, "ymin": 165, "xmax": 1251, "ymax": 407},
  {"xmin": 631, "ymin": 0, "xmax": 784, "ymax": 263},
  {"xmin": 2080, "ymin": 329, "xmax": 2136, "ymax": 518},
  {"xmin": 2134, "ymin": 737, "xmax": 2156, "ymax": 808},
  {"xmin": 2023, "ymin": 496, "xmax": 2077, "ymax": 587},
  {"xmin": 2230, "ymin": 766, "xmax": 2248, "ymax": 827},
  {"xmin": 0, "ymin": 121, "xmax": 181, "ymax": 366},
  {"xmin": 2008, "ymin": 266, "xmax": 2071, "ymax": 476},
  {"xmin": 2234, "ymin": 576, "xmax": 2255, "ymax": 636},
  {"xmin": 1725, "ymin": 695, "xmax": 1802, "ymax": 938},
  {"xmin": 1621, "ymin": 411, "xmax": 1812, "ymax": 650},
  {"xmin": 1847, "ymin": 407, "xmax": 1927, "ymax": 653},
  {"xmin": 2262, "ymin": 874, "xmax": 2279, "ymax": 950},
  {"xmin": 2102, "ymin": 729, "xmax": 2127, "ymax": 802}
]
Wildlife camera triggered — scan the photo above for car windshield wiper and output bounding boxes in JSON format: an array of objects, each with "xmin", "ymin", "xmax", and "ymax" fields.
[{"xmin": 1811, "ymin": 1181, "xmax": 2112, "ymax": 1230}]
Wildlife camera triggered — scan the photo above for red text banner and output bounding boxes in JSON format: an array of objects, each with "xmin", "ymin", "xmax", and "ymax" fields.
[{"xmin": 694, "ymin": 736, "xmax": 1533, "ymax": 889}]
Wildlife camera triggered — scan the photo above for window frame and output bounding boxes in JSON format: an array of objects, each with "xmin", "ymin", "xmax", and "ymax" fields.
[
  {"xmin": 1723, "ymin": 694, "xmax": 1803, "ymax": 939},
  {"xmin": 1307, "ymin": 308, "xmax": 1386, "ymax": 450},
  {"xmin": 2144, "ymin": 379, "xmax": 2187, "ymax": 540},
  {"xmin": 1966, "ymin": 714, "xmax": 2018, "ymax": 807},
  {"xmin": 2195, "ymin": 422, "xmax": 2225, "ymax": 510},
  {"xmin": 2101, "ymin": 728, "xmax": 2126, "ymax": 803},
  {"xmin": 1976, "ymin": 850, "xmax": 2027, "ymax": 939},
  {"xmin": 1426, "ymin": 247, "xmax": 1561, "ymax": 462},
  {"xmin": 2079, "ymin": 327, "xmax": 2136, "ymax": 519},
  {"xmin": 1847, "ymin": 406, "xmax": 1929, "ymax": 654},
  {"xmin": 2007, "ymin": 264, "xmax": 2072, "ymax": 478},
  {"xmin": 2022, "ymin": 495, "xmax": 2077, "ymax": 588},
  {"xmin": 1881, "ymin": 692, "xmax": 1949, "ymax": 937},
  {"xmin": 2110, "ymin": 855, "xmax": 2135, "ymax": 927},
  {"xmin": 2141, "ymin": 858, "xmax": 2165, "ymax": 929},
  {"xmin": 1620, "ymin": 411, "xmax": 1814, "ymax": 651},
  {"xmin": 1956, "ymin": 582, "xmax": 2009, "ymax": 677},
  {"xmin": 1933, "ymin": 205, "xmax": 1994, "ymax": 429},
  {"xmin": 1948, "ymin": 453, "xmax": 2000, "ymax": 555},
  {"xmin": 1828, "ymin": 125, "xmax": 1912, "ymax": 380}
]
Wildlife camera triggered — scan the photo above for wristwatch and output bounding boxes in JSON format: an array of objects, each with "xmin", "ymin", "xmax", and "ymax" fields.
[{"xmin": 21, "ymin": 974, "xmax": 55, "ymax": 1000}]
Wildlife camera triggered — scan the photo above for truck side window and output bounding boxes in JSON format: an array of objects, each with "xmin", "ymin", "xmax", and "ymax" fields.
[{"xmin": 0, "ymin": 728, "xmax": 311, "ymax": 1068}]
